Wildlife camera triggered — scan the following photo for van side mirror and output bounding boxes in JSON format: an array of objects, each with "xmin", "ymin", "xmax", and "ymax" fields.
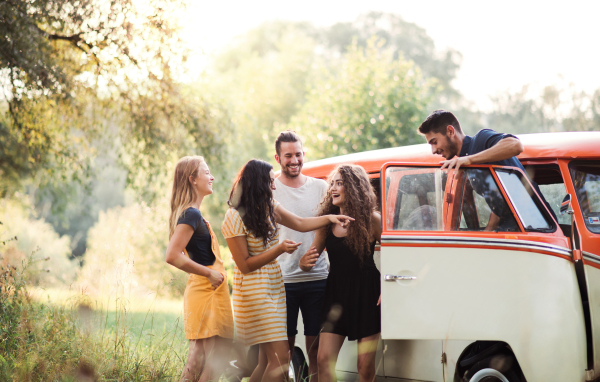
[{"xmin": 560, "ymin": 194, "xmax": 573, "ymax": 215}]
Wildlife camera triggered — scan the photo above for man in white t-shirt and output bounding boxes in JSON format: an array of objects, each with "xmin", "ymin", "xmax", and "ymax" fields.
[{"xmin": 273, "ymin": 130, "xmax": 328, "ymax": 381}]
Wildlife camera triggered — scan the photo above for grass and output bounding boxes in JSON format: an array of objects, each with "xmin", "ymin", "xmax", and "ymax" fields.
[{"xmin": 1, "ymin": 263, "xmax": 189, "ymax": 381}]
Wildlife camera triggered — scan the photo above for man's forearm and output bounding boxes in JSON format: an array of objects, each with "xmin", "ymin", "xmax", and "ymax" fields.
[{"xmin": 467, "ymin": 137, "xmax": 524, "ymax": 165}]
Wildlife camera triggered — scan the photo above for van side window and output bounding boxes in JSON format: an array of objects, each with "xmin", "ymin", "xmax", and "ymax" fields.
[
  {"xmin": 496, "ymin": 169, "xmax": 555, "ymax": 232},
  {"xmin": 525, "ymin": 165, "xmax": 570, "ymax": 226},
  {"xmin": 455, "ymin": 168, "xmax": 520, "ymax": 232},
  {"xmin": 384, "ymin": 167, "xmax": 446, "ymax": 231},
  {"xmin": 570, "ymin": 161, "xmax": 600, "ymax": 234}
]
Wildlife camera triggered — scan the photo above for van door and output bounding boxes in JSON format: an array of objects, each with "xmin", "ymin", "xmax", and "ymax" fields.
[
  {"xmin": 380, "ymin": 163, "xmax": 585, "ymax": 382},
  {"xmin": 565, "ymin": 160, "xmax": 600, "ymax": 379}
]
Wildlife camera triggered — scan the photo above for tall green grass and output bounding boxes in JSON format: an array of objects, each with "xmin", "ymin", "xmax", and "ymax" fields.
[{"xmin": 0, "ymin": 256, "xmax": 188, "ymax": 381}]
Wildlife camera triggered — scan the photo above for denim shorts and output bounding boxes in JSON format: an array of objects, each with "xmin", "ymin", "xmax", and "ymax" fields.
[{"xmin": 285, "ymin": 279, "xmax": 327, "ymax": 337}]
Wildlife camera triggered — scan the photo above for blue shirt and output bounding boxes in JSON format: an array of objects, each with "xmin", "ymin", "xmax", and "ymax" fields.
[
  {"xmin": 459, "ymin": 129, "xmax": 524, "ymax": 169},
  {"xmin": 458, "ymin": 129, "xmax": 557, "ymax": 222}
]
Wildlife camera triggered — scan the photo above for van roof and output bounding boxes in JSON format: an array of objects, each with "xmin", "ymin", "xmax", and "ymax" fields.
[{"xmin": 302, "ymin": 131, "xmax": 600, "ymax": 178}]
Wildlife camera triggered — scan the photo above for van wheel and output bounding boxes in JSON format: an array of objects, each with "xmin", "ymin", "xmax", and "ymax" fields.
[
  {"xmin": 290, "ymin": 347, "xmax": 309, "ymax": 382},
  {"xmin": 464, "ymin": 355, "xmax": 523, "ymax": 382}
]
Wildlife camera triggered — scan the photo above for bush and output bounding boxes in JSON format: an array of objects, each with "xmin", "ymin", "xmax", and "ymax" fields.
[
  {"xmin": 0, "ymin": 198, "xmax": 76, "ymax": 286},
  {"xmin": 0, "ymin": 244, "xmax": 185, "ymax": 381}
]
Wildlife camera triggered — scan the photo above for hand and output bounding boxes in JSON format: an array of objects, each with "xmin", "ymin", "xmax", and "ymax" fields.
[
  {"xmin": 328, "ymin": 215, "xmax": 355, "ymax": 228},
  {"xmin": 279, "ymin": 239, "xmax": 301, "ymax": 254},
  {"xmin": 440, "ymin": 156, "xmax": 471, "ymax": 178},
  {"xmin": 299, "ymin": 246, "xmax": 320, "ymax": 272},
  {"xmin": 377, "ymin": 295, "xmax": 381, "ymax": 306},
  {"xmin": 207, "ymin": 270, "xmax": 224, "ymax": 289}
]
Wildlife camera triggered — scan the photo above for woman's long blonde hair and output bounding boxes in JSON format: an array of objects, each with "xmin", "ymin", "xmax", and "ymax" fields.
[{"xmin": 169, "ymin": 156, "xmax": 205, "ymax": 239}]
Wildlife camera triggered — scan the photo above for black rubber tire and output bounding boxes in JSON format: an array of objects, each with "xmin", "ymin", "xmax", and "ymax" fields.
[
  {"xmin": 290, "ymin": 347, "xmax": 309, "ymax": 382},
  {"xmin": 464, "ymin": 354, "xmax": 523, "ymax": 382}
]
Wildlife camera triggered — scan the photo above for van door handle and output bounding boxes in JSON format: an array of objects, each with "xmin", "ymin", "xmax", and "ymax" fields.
[{"xmin": 384, "ymin": 275, "xmax": 417, "ymax": 281}]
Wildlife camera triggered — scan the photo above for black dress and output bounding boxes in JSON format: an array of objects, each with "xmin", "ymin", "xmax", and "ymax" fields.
[{"xmin": 320, "ymin": 232, "xmax": 381, "ymax": 340}]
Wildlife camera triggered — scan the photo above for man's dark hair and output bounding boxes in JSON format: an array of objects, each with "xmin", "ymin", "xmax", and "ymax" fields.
[
  {"xmin": 275, "ymin": 130, "xmax": 303, "ymax": 156},
  {"xmin": 418, "ymin": 110, "xmax": 462, "ymax": 136}
]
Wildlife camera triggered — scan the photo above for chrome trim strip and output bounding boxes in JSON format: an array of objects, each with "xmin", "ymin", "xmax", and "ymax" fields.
[
  {"xmin": 583, "ymin": 251, "xmax": 600, "ymax": 265},
  {"xmin": 381, "ymin": 235, "xmax": 572, "ymax": 257}
]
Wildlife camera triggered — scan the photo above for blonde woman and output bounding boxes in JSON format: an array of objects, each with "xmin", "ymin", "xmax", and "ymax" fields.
[
  {"xmin": 166, "ymin": 156, "xmax": 234, "ymax": 382},
  {"xmin": 222, "ymin": 159, "xmax": 353, "ymax": 382}
]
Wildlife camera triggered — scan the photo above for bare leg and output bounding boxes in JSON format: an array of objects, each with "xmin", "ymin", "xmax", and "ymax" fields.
[
  {"xmin": 316, "ymin": 333, "xmax": 345, "ymax": 382},
  {"xmin": 305, "ymin": 335, "xmax": 319, "ymax": 382},
  {"xmin": 198, "ymin": 336, "xmax": 234, "ymax": 382},
  {"xmin": 250, "ymin": 346, "xmax": 268, "ymax": 382},
  {"xmin": 181, "ymin": 340, "xmax": 205, "ymax": 382},
  {"xmin": 261, "ymin": 340, "xmax": 290, "ymax": 382},
  {"xmin": 356, "ymin": 333, "xmax": 379, "ymax": 382}
]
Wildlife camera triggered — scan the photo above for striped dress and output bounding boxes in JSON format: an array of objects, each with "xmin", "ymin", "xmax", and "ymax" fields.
[{"xmin": 221, "ymin": 202, "xmax": 287, "ymax": 346}]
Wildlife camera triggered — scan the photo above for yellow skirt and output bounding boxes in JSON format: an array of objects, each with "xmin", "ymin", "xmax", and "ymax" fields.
[{"xmin": 183, "ymin": 263, "xmax": 235, "ymax": 340}]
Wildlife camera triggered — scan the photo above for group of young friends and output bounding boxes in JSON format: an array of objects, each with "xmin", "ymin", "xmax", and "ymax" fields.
[{"xmin": 164, "ymin": 110, "xmax": 550, "ymax": 382}]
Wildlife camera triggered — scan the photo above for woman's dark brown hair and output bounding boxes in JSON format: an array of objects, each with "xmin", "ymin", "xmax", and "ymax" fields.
[
  {"xmin": 228, "ymin": 159, "xmax": 277, "ymax": 247},
  {"xmin": 318, "ymin": 164, "xmax": 377, "ymax": 261}
]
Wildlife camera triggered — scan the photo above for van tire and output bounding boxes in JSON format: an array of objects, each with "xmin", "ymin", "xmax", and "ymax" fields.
[
  {"xmin": 464, "ymin": 355, "xmax": 522, "ymax": 382},
  {"xmin": 290, "ymin": 347, "xmax": 308, "ymax": 382}
]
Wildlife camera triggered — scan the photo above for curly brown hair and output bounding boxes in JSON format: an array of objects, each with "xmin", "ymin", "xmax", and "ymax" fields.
[{"xmin": 318, "ymin": 164, "xmax": 377, "ymax": 261}]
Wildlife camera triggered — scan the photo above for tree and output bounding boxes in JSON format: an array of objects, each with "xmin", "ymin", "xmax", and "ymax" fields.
[
  {"xmin": 286, "ymin": 39, "xmax": 436, "ymax": 159},
  {"xmin": 323, "ymin": 12, "xmax": 462, "ymax": 104},
  {"xmin": 0, "ymin": 0, "xmax": 229, "ymax": 200}
]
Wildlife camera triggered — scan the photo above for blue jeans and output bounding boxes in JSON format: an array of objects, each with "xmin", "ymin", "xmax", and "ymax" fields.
[{"xmin": 285, "ymin": 279, "xmax": 327, "ymax": 337}]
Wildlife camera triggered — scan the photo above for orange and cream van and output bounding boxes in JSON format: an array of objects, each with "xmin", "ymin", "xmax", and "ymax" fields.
[{"xmin": 287, "ymin": 131, "xmax": 600, "ymax": 382}]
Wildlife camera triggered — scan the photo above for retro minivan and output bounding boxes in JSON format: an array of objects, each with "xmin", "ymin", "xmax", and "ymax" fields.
[{"xmin": 285, "ymin": 131, "xmax": 600, "ymax": 382}]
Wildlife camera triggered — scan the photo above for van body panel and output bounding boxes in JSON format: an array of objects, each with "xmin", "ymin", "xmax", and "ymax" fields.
[
  {"xmin": 382, "ymin": 340, "xmax": 443, "ymax": 381},
  {"xmin": 380, "ymin": 244, "xmax": 587, "ymax": 381}
]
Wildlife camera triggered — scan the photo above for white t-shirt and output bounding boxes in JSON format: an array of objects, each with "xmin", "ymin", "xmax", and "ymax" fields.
[{"xmin": 273, "ymin": 176, "xmax": 329, "ymax": 283}]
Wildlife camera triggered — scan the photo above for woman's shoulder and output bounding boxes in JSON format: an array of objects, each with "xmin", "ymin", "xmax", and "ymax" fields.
[
  {"xmin": 178, "ymin": 207, "xmax": 202, "ymax": 222},
  {"xmin": 222, "ymin": 207, "xmax": 247, "ymax": 237}
]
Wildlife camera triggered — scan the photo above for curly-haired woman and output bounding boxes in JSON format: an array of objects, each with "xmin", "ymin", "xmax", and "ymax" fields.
[
  {"xmin": 165, "ymin": 156, "xmax": 234, "ymax": 382},
  {"xmin": 299, "ymin": 164, "xmax": 382, "ymax": 382},
  {"xmin": 222, "ymin": 159, "xmax": 353, "ymax": 382}
]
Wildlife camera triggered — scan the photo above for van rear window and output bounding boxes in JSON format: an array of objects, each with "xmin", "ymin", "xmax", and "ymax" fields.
[{"xmin": 570, "ymin": 161, "xmax": 600, "ymax": 234}]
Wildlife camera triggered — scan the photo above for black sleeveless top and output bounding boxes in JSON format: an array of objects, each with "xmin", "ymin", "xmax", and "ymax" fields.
[{"xmin": 320, "ymin": 232, "xmax": 381, "ymax": 340}]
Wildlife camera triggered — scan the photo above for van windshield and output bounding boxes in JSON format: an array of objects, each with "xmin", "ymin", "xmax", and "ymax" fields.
[
  {"xmin": 495, "ymin": 169, "xmax": 555, "ymax": 232},
  {"xmin": 570, "ymin": 161, "xmax": 600, "ymax": 234}
]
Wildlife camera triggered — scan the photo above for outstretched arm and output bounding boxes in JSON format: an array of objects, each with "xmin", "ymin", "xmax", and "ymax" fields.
[
  {"xmin": 227, "ymin": 236, "xmax": 301, "ymax": 275},
  {"xmin": 166, "ymin": 224, "xmax": 224, "ymax": 288},
  {"xmin": 275, "ymin": 204, "xmax": 353, "ymax": 232},
  {"xmin": 441, "ymin": 137, "xmax": 524, "ymax": 174}
]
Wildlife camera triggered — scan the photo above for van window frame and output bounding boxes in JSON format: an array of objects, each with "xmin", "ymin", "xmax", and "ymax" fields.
[
  {"xmin": 381, "ymin": 162, "xmax": 557, "ymax": 234},
  {"xmin": 569, "ymin": 160, "xmax": 600, "ymax": 235}
]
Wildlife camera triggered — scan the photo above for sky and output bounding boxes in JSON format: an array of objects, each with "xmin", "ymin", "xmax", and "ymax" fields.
[{"xmin": 182, "ymin": 0, "xmax": 600, "ymax": 111}]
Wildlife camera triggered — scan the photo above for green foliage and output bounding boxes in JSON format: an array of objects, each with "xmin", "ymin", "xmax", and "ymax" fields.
[
  {"xmin": 77, "ymin": 198, "xmax": 235, "ymax": 298},
  {"xmin": 487, "ymin": 84, "xmax": 600, "ymax": 134},
  {"xmin": 0, "ymin": 253, "xmax": 185, "ymax": 381},
  {"xmin": 287, "ymin": 39, "xmax": 437, "ymax": 159},
  {"xmin": 324, "ymin": 12, "xmax": 462, "ymax": 103},
  {"xmin": 1, "ymin": 0, "xmax": 231, "ymax": 203},
  {"xmin": 0, "ymin": 198, "xmax": 76, "ymax": 286}
]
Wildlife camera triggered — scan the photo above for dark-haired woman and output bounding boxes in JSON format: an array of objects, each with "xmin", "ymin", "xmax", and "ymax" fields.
[
  {"xmin": 299, "ymin": 164, "xmax": 382, "ymax": 382},
  {"xmin": 222, "ymin": 159, "xmax": 353, "ymax": 382}
]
